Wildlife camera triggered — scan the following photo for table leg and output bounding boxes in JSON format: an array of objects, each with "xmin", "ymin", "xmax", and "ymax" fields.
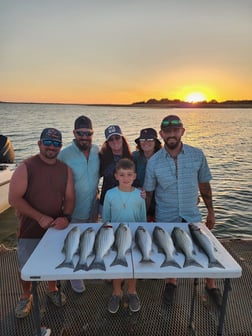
[
  {"xmin": 32, "ymin": 281, "xmax": 41, "ymax": 336},
  {"xmin": 188, "ymin": 278, "xmax": 199, "ymax": 330},
  {"xmin": 217, "ymin": 278, "xmax": 231, "ymax": 336}
]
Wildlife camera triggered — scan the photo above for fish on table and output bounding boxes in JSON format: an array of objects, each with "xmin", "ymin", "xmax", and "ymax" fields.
[
  {"xmin": 88, "ymin": 222, "xmax": 115, "ymax": 271},
  {"xmin": 135, "ymin": 225, "xmax": 154, "ymax": 263},
  {"xmin": 171, "ymin": 226, "xmax": 203, "ymax": 268},
  {"xmin": 74, "ymin": 227, "xmax": 96, "ymax": 272},
  {"xmin": 153, "ymin": 226, "xmax": 181, "ymax": 268},
  {"xmin": 56, "ymin": 226, "xmax": 81, "ymax": 269},
  {"xmin": 110, "ymin": 223, "xmax": 132, "ymax": 267},
  {"xmin": 188, "ymin": 223, "xmax": 225, "ymax": 269}
]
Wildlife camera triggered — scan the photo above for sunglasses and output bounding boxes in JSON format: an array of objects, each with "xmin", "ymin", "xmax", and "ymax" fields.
[
  {"xmin": 162, "ymin": 119, "xmax": 181, "ymax": 127},
  {"xmin": 75, "ymin": 130, "xmax": 93, "ymax": 137},
  {"xmin": 108, "ymin": 135, "xmax": 121, "ymax": 142},
  {"xmin": 42, "ymin": 139, "xmax": 62, "ymax": 148},
  {"xmin": 139, "ymin": 138, "xmax": 155, "ymax": 142}
]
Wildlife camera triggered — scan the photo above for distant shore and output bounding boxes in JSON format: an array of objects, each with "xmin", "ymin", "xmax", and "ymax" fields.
[{"xmin": 1, "ymin": 99, "xmax": 252, "ymax": 108}]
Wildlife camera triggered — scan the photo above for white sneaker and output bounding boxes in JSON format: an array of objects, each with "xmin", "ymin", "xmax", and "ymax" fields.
[{"xmin": 70, "ymin": 280, "xmax": 86, "ymax": 293}]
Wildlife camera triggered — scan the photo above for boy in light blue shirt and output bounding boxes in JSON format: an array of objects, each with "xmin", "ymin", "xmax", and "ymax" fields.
[{"xmin": 102, "ymin": 158, "xmax": 146, "ymax": 313}]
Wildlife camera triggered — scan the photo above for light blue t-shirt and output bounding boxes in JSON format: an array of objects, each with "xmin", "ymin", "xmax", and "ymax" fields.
[
  {"xmin": 102, "ymin": 187, "xmax": 147, "ymax": 223},
  {"xmin": 58, "ymin": 140, "xmax": 100, "ymax": 221},
  {"xmin": 144, "ymin": 144, "xmax": 212, "ymax": 223}
]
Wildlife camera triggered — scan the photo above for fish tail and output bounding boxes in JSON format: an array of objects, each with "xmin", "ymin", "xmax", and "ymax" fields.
[
  {"xmin": 140, "ymin": 258, "xmax": 155, "ymax": 264},
  {"xmin": 209, "ymin": 260, "xmax": 225, "ymax": 269},
  {"xmin": 88, "ymin": 258, "xmax": 106, "ymax": 271},
  {"xmin": 161, "ymin": 259, "xmax": 181, "ymax": 268},
  {"xmin": 183, "ymin": 258, "xmax": 204, "ymax": 268},
  {"xmin": 110, "ymin": 256, "xmax": 128, "ymax": 267},
  {"xmin": 55, "ymin": 260, "xmax": 74, "ymax": 269},
  {"xmin": 74, "ymin": 262, "xmax": 89, "ymax": 272}
]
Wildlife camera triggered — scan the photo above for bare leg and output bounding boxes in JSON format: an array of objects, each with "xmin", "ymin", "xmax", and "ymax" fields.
[
  {"xmin": 127, "ymin": 279, "xmax": 137, "ymax": 294},
  {"xmin": 19, "ymin": 273, "xmax": 32, "ymax": 298},
  {"xmin": 206, "ymin": 278, "xmax": 216, "ymax": 288},
  {"xmin": 166, "ymin": 278, "xmax": 177, "ymax": 285},
  {"xmin": 112, "ymin": 279, "xmax": 123, "ymax": 296},
  {"xmin": 47, "ymin": 281, "xmax": 58, "ymax": 292}
]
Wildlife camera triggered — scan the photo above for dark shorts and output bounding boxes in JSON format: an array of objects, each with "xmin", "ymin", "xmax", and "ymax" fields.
[{"xmin": 17, "ymin": 238, "xmax": 41, "ymax": 271}]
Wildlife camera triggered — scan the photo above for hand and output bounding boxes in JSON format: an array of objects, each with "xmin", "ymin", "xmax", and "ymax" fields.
[
  {"xmin": 38, "ymin": 215, "xmax": 54, "ymax": 229},
  {"xmin": 140, "ymin": 188, "xmax": 146, "ymax": 200},
  {"xmin": 51, "ymin": 216, "xmax": 69, "ymax": 230},
  {"xmin": 205, "ymin": 211, "xmax": 215, "ymax": 230}
]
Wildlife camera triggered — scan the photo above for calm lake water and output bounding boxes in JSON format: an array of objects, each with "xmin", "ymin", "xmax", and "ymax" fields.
[{"xmin": 1, "ymin": 103, "xmax": 252, "ymax": 245}]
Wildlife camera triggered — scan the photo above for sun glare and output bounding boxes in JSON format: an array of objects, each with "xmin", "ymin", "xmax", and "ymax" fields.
[{"xmin": 185, "ymin": 92, "xmax": 207, "ymax": 103}]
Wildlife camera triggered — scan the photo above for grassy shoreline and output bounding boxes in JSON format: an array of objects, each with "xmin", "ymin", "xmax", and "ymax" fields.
[{"xmin": 0, "ymin": 207, "xmax": 18, "ymax": 248}]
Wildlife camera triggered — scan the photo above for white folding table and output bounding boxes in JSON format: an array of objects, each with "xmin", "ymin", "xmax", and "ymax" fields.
[{"xmin": 21, "ymin": 222, "xmax": 242, "ymax": 336}]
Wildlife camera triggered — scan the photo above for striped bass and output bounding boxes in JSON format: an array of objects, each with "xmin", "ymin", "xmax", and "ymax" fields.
[
  {"xmin": 56, "ymin": 226, "xmax": 81, "ymax": 269},
  {"xmin": 171, "ymin": 227, "xmax": 203, "ymax": 268},
  {"xmin": 89, "ymin": 222, "xmax": 114, "ymax": 271},
  {"xmin": 153, "ymin": 226, "xmax": 181, "ymax": 268},
  {"xmin": 110, "ymin": 223, "xmax": 132, "ymax": 267},
  {"xmin": 188, "ymin": 223, "xmax": 224, "ymax": 269},
  {"xmin": 135, "ymin": 225, "xmax": 154, "ymax": 263},
  {"xmin": 74, "ymin": 227, "xmax": 96, "ymax": 272}
]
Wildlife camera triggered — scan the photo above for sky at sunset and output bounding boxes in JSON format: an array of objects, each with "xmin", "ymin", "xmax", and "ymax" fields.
[{"xmin": 1, "ymin": 0, "xmax": 252, "ymax": 104}]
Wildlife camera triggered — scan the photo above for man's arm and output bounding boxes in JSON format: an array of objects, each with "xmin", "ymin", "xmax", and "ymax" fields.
[
  {"xmin": 198, "ymin": 182, "xmax": 215, "ymax": 230},
  {"xmin": 63, "ymin": 166, "xmax": 75, "ymax": 215},
  {"xmin": 145, "ymin": 191, "xmax": 154, "ymax": 213},
  {"xmin": 52, "ymin": 166, "xmax": 75, "ymax": 229}
]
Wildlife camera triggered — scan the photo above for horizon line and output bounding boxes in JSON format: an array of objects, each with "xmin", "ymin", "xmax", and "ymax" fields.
[{"xmin": 1, "ymin": 98, "xmax": 252, "ymax": 106}]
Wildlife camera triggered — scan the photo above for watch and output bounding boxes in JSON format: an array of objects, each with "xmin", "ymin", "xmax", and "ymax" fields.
[{"xmin": 63, "ymin": 214, "xmax": 72, "ymax": 222}]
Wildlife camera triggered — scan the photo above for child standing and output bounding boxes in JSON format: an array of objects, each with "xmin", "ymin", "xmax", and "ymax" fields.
[{"xmin": 102, "ymin": 158, "xmax": 147, "ymax": 313}]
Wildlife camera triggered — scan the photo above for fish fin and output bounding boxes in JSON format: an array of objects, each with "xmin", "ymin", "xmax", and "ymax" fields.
[
  {"xmin": 111, "ymin": 242, "xmax": 117, "ymax": 251},
  {"xmin": 161, "ymin": 259, "xmax": 181, "ymax": 268},
  {"xmin": 173, "ymin": 244, "xmax": 182, "ymax": 253},
  {"xmin": 183, "ymin": 258, "xmax": 204, "ymax": 268},
  {"xmin": 88, "ymin": 259, "xmax": 106, "ymax": 271},
  {"xmin": 110, "ymin": 256, "xmax": 128, "ymax": 267},
  {"xmin": 126, "ymin": 246, "xmax": 132, "ymax": 254},
  {"xmin": 156, "ymin": 246, "xmax": 163, "ymax": 254},
  {"xmin": 73, "ymin": 262, "xmax": 89, "ymax": 272},
  {"xmin": 208, "ymin": 260, "xmax": 225, "ymax": 269},
  {"xmin": 55, "ymin": 260, "xmax": 74, "ymax": 269}
]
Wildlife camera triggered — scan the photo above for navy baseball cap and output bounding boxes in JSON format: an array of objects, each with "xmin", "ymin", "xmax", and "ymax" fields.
[
  {"xmin": 105, "ymin": 125, "xmax": 122, "ymax": 140},
  {"xmin": 40, "ymin": 128, "xmax": 62, "ymax": 142}
]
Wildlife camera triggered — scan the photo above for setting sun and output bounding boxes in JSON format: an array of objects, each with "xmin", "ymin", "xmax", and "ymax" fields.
[{"xmin": 185, "ymin": 92, "xmax": 207, "ymax": 103}]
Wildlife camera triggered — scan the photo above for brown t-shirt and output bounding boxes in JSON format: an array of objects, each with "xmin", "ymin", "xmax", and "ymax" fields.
[{"xmin": 18, "ymin": 154, "xmax": 68, "ymax": 238}]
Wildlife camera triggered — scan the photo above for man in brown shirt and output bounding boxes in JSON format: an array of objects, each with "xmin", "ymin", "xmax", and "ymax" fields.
[{"xmin": 9, "ymin": 128, "xmax": 75, "ymax": 318}]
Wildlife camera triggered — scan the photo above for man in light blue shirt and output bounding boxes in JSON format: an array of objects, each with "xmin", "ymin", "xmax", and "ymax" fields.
[
  {"xmin": 58, "ymin": 115, "xmax": 100, "ymax": 293},
  {"xmin": 144, "ymin": 115, "xmax": 222, "ymax": 308},
  {"xmin": 58, "ymin": 116, "xmax": 100, "ymax": 222}
]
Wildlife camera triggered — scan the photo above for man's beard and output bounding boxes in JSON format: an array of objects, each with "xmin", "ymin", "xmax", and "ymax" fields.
[
  {"xmin": 76, "ymin": 140, "xmax": 91, "ymax": 151},
  {"xmin": 164, "ymin": 137, "xmax": 180, "ymax": 150}
]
